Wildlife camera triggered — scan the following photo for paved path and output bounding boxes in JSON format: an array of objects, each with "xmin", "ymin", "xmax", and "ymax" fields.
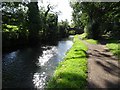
[{"xmin": 82, "ymin": 40, "xmax": 120, "ymax": 89}]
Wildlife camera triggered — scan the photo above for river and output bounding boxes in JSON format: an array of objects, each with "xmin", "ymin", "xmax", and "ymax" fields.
[{"xmin": 2, "ymin": 35, "xmax": 74, "ymax": 89}]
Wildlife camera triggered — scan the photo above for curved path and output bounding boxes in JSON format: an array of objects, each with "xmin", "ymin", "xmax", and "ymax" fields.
[{"xmin": 81, "ymin": 39, "xmax": 120, "ymax": 89}]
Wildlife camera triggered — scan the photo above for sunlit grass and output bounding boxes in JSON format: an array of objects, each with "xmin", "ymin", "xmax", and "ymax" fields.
[
  {"xmin": 79, "ymin": 33, "xmax": 98, "ymax": 44},
  {"xmin": 85, "ymin": 39, "xmax": 98, "ymax": 44},
  {"xmin": 3, "ymin": 24, "xmax": 18, "ymax": 32},
  {"xmin": 47, "ymin": 35, "xmax": 88, "ymax": 89},
  {"xmin": 69, "ymin": 30, "xmax": 75, "ymax": 35},
  {"xmin": 79, "ymin": 33, "xmax": 87, "ymax": 39},
  {"xmin": 106, "ymin": 43, "xmax": 120, "ymax": 59}
]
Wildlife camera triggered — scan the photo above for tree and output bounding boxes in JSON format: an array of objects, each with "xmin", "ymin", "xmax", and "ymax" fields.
[
  {"xmin": 46, "ymin": 13, "xmax": 58, "ymax": 40},
  {"xmin": 70, "ymin": 1, "xmax": 120, "ymax": 40},
  {"xmin": 27, "ymin": 2, "xmax": 41, "ymax": 44},
  {"xmin": 2, "ymin": 2, "xmax": 29, "ymax": 51},
  {"xmin": 58, "ymin": 20, "xmax": 69, "ymax": 38}
]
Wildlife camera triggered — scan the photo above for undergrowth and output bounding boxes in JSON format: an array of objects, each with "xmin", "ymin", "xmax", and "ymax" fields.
[{"xmin": 106, "ymin": 43, "xmax": 120, "ymax": 59}]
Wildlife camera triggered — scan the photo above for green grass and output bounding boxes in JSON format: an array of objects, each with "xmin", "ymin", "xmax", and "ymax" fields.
[
  {"xmin": 69, "ymin": 30, "xmax": 75, "ymax": 35},
  {"xmin": 79, "ymin": 33, "xmax": 98, "ymax": 44},
  {"xmin": 106, "ymin": 43, "xmax": 120, "ymax": 59},
  {"xmin": 79, "ymin": 33, "xmax": 87, "ymax": 39},
  {"xmin": 85, "ymin": 39, "xmax": 98, "ymax": 44},
  {"xmin": 47, "ymin": 35, "xmax": 88, "ymax": 89},
  {"xmin": 3, "ymin": 24, "xmax": 18, "ymax": 32}
]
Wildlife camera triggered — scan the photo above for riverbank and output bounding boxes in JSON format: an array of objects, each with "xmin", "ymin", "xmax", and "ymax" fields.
[
  {"xmin": 47, "ymin": 35, "xmax": 88, "ymax": 89},
  {"xmin": 2, "ymin": 35, "xmax": 73, "ymax": 88}
]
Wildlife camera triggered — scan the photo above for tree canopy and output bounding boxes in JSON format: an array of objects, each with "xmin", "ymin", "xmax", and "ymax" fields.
[
  {"xmin": 2, "ymin": 1, "xmax": 70, "ymax": 52},
  {"xmin": 70, "ymin": 2, "xmax": 120, "ymax": 40}
]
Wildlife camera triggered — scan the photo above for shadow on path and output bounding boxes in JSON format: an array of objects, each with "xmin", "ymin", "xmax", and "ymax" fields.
[{"xmin": 81, "ymin": 39, "xmax": 120, "ymax": 89}]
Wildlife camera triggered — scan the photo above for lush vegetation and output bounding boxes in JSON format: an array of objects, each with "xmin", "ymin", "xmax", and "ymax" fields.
[
  {"xmin": 79, "ymin": 33, "xmax": 98, "ymax": 44},
  {"xmin": 47, "ymin": 35, "xmax": 88, "ymax": 89},
  {"xmin": 3, "ymin": 2, "xmax": 119, "ymax": 52},
  {"xmin": 2, "ymin": 2, "xmax": 70, "ymax": 52},
  {"xmin": 2, "ymin": 1, "xmax": 120, "ymax": 89},
  {"xmin": 106, "ymin": 42, "xmax": 120, "ymax": 59},
  {"xmin": 79, "ymin": 33, "xmax": 87, "ymax": 39},
  {"xmin": 85, "ymin": 39, "xmax": 98, "ymax": 44},
  {"xmin": 70, "ymin": 2, "xmax": 120, "ymax": 59},
  {"xmin": 70, "ymin": 2, "xmax": 120, "ymax": 40}
]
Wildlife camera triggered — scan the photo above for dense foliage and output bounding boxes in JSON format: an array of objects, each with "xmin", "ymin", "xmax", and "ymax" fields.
[
  {"xmin": 2, "ymin": 1, "xmax": 70, "ymax": 52},
  {"xmin": 106, "ymin": 40, "xmax": 120, "ymax": 59},
  {"xmin": 70, "ymin": 2, "xmax": 120, "ymax": 40}
]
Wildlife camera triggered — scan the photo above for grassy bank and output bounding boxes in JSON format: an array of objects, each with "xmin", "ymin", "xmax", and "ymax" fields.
[
  {"xmin": 79, "ymin": 33, "xmax": 98, "ymax": 44},
  {"xmin": 106, "ymin": 43, "xmax": 120, "ymax": 59},
  {"xmin": 47, "ymin": 35, "xmax": 88, "ymax": 89},
  {"xmin": 85, "ymin": 39, "xmax": 98, "ymax": 44},
  {"xmin": 79, "ymin": 33, "xmax": 87, "ymax": 39}
]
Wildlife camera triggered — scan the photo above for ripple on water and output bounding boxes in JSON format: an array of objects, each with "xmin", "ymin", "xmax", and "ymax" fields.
[
  {"xmin": 33, "ymin": 72, "xmax": 47, "ymax": 88},
  {"xmin": 37, "ymin": 46, "xmax": 57, "ymax": 66},
  {"xmin": 3, "ymin": 36, "xmax": 74, "ymax": 88},
  {"xmin": 33, "ymin": 40, "xmax": 73, "ymax": 89}
]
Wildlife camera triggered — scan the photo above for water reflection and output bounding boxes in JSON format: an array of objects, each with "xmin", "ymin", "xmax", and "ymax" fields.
[
  {"xmin": 2, "ymin": 36, "xmax": 74, "ymax": 89},
  {"xmin": 2, "ymin": 48, "xmax": 42, "ymax": 88},
  {"xmin": 33, "ymin": 72, "xmax": 47, "ymax": 88},
  {"xmin": 57, "ymin": 41, "xmax": 73, "ymax": 61},
  {"xmin": 3, "ymin": 50, "xmax": 19, "ymax": 66},
  {"xmin": 37, "ymin": 46, "xmax": 57, "ymax": 66},
  {"xmin": 33, "ymin": 39, "xmax": 73, "ymax": 89}
]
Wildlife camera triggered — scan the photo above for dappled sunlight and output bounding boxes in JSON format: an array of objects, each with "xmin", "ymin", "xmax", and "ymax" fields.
[
  {"xmin": 33, "ymin": 72, "xmax": 47, "ymax": 88},
  {"xmin": 47, "ymin": 35, "xmax": 87, "ymax": 88},
  {"xmin": 2, "ymin": 1, "xmax": 120, "ymax": 89},
  {"xmin": 32, "ymin": 36, "xmax": 73, "ymax": 89},
  {"xmin": 2, "ymin": 36, "xmax": 73, "ymax": 88},
  {"xmin": 37, "ymin": 46, "xmax": 57, "ymax": 66},
  {"xmin": 49, "ymin": 72, "xmax": 86, "ymax": 88}
]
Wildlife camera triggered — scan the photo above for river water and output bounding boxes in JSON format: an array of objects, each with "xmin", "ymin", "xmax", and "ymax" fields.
[{"xmin": 2, "ymin": 35, "xmax": 74, "ymax": 89}]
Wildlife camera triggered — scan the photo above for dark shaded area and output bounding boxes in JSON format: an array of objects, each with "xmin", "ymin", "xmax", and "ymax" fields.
[
  {"xmin": 2, "ymin": 47, "xmax": 42, "ymax": 88},
  {"xmin": 87, "ymin": 81, "xmax": 100, "ymax": 89},
  {"xmin": 98, "ymin": 39, "xmax": 120, "ymax": 45},
  {"xmin": 2, "ymin": 35, "xmax": 61, "ymax": 54},
  {"xmin": 87, "ymin": 49, "xmax": 117, "ymax": 60},
  {"xmin": 88, "ymin": 81, "xmax": 120, "ymax": 90},
  {"xmin": 105, "ymin": 80, "xmax": 120, "ymax": 89},
  {"xmin": 2, "ymin": 2, "xmax": 71, "ymax": 54},
  {"xmin": 66, "ymin": 56, "xmax": 87, "ymax": 60},
  {"xmin": 2, "ymin": 36, "xmax": 74, "ymax": 89},
  {"xmin": 96, "ymin": 61, "xmax": 119, "ymax": 77},
  {"xmin": 98, "ymin": 53, "xmax": 111, "ymax": 57},
  {"xmin": 71, "ymin": 2, "xmax": 120, "ymax": 40},
  {"xmin": 88, "ymin": 60, "xmax": 120, "ymax": 89},
  {"xmin": 67, "ymin": 27, "xmax": 84, "ymax": 34},
  {"xmin": 47, "ymin": 72, "xmax": 87, "ymax": 89}
]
